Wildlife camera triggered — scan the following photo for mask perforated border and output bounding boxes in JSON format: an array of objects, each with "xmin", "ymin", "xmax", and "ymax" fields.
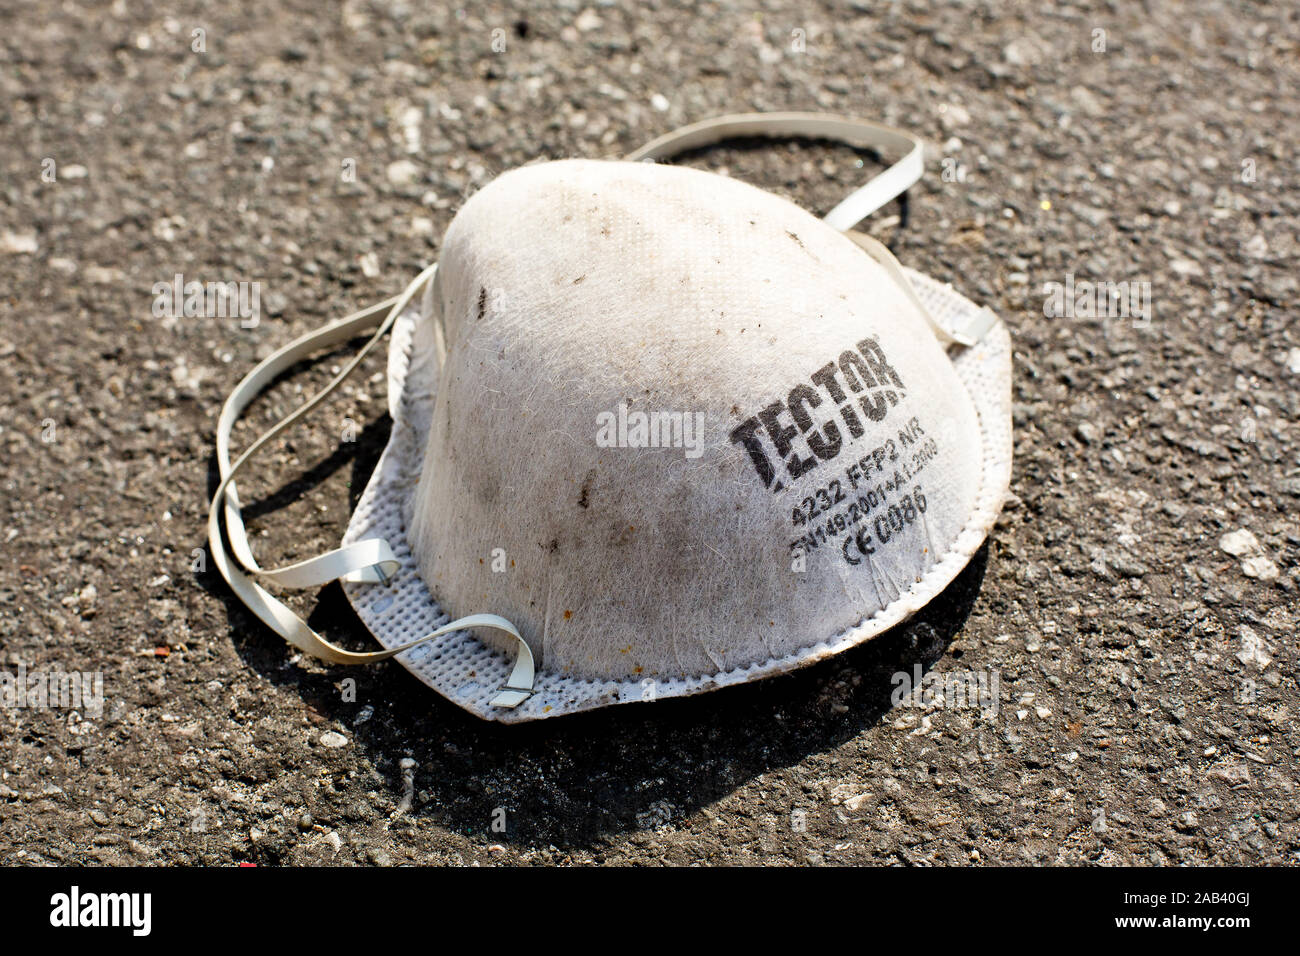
[{"xmin": 340, "ymin": 269, "xmax": 1012, "ymax": 721}]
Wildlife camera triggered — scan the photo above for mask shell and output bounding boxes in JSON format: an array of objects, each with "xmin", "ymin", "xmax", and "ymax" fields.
[{"xmin": 404, "ymin": 158, "xmax": 984, "ymax": 684}]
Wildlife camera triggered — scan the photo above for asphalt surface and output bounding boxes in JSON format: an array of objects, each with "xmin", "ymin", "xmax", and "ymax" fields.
[{"xmin": 1, "ymin": 1, "xmax": 1297, "ymax": 865}]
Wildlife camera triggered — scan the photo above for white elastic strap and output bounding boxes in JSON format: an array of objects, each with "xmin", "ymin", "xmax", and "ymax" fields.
[
  {"xmin": 208, "ymin": 263, "xmax": 535, "ymax": 708},
  {"xmin": 625, "ymin": 111, "xmax": 924, "ymax": 229},
  {"xmin": 216, "ymin": 293, "xmax": 405, "ymax": 588},
  {"xmin": 630, "ymin": 111, "xmax": 999, "ymax": 348},
  {"xmin": 845, "ymin": 231, "xmax": 999, "ymax": 348}
]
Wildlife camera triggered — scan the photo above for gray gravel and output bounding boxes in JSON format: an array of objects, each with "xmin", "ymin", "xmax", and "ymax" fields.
[{"xmin": 0, "ymin": 0, "xmax": 1297, "ymax": 865}]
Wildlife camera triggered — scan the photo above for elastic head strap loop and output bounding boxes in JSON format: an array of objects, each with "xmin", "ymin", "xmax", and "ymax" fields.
[
  {"xmin": 208, "ymin": 263, "xmax": 535, "ymax": 708},
  {"xmin": 625, "ymin": 111, "xmax": 924, "ymax": 229},
  {"xmin": 844, "ymin": 231, "xmax": 1000, "ymax": 349},
  {"xmin": 215, "ymin": 292, "xmax": 402, "ymax": 578}
]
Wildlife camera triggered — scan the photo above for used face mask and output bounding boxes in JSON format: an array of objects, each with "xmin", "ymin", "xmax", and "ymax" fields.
[{"xmin": 208, "ymin": 113, "xmax": 1012, "ymax": 722}]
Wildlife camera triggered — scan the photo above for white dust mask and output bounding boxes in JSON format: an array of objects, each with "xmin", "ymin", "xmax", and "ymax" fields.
[{"xmin": 209, "ymin": 113, "xmax": 1012, "ymax": 722}]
